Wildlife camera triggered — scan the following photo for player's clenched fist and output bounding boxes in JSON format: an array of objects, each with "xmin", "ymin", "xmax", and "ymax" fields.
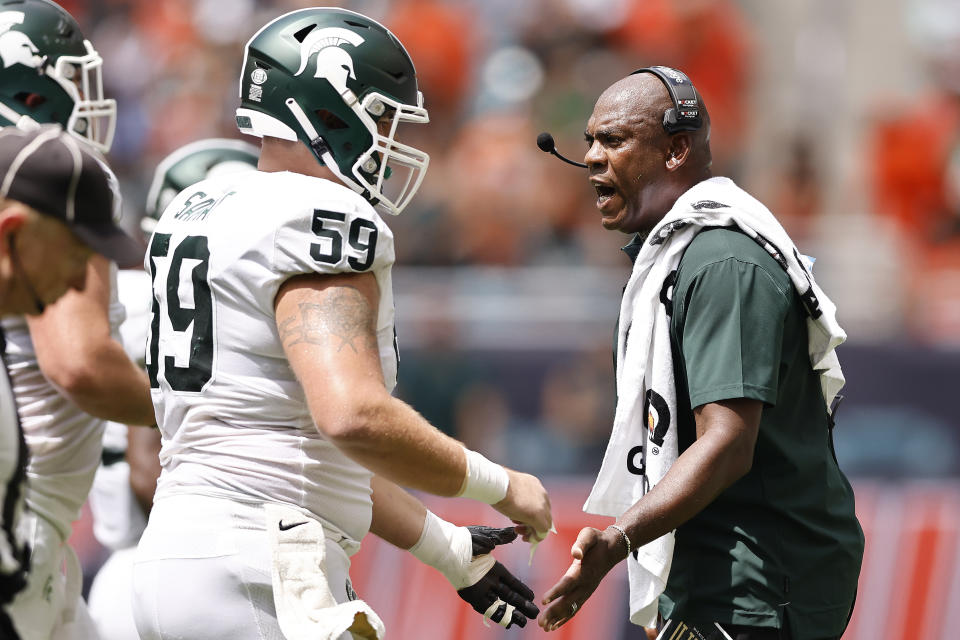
[{"xmin": 494, "ymin": 470, "xmax": 553, "ymax": 542}]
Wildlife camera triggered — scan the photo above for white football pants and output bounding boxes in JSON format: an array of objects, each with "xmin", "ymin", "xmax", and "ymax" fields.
[
  {"xmin": 87, "ymin": 546, "xmax": 139, "ymax": 640},
  {"xmin": 131, "ymin": 494, "xmax": 358, "ymax": 640},
  {"xmin": 7, "ymin": 511, "xmax": 99, "ymax": 640}
]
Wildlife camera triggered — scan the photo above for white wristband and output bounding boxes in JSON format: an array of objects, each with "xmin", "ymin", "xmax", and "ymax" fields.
[
  {"xmin": 408, "ymin": 510, "xmax": 493, "ymax": 589},
  {"xmin": 457, "ymin": 448, "xmax": 509, "ymax": 505}
]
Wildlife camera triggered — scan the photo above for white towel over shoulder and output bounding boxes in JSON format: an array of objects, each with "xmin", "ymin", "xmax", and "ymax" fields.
[{"xmin": 583, "ymin": 177, "xmax": 846, "ymax": 627}]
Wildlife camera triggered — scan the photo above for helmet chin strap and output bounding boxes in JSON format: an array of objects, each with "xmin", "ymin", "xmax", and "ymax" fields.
[
  {"xmin": 0, "ymin": 103, "xmax": 40, "ymax": 132},
  {"xmin": 284, "ymin": 98, "xmax": 379, "ymax": 206}
]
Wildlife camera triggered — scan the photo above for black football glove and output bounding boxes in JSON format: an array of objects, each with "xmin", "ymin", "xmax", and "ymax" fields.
[
  {"xmin": 455, "ymin": 526, "xmax": 539, "ymax": 629},
  {"xmin": 467, "ymin": 525, "xmax": 519, "ymax": 555}
]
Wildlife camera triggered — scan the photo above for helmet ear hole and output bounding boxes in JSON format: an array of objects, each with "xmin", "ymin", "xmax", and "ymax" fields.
[
  {"xmin": 14, "ymin": 93, "xmax": 47, "ymax": 110},
  {"xmin": 315, "ymin": 109, "xmax": 348, "ymax": 130}
]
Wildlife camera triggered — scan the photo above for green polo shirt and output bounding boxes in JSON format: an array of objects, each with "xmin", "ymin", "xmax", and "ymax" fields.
[{"xmin": 649, "ymin": 228, "xmax": 863, "ymax": 639}]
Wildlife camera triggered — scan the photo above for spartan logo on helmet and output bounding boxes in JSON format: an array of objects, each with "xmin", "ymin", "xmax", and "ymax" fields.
[
  {"xmin": 294, "ymin": 26, "xmax": 365, "ymax": 97},
  {"xmin": 0, "ymin": 12, "xmax": 42, "ymax": 70}
]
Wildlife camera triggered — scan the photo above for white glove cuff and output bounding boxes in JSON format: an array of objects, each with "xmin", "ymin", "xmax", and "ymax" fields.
[
  {"xmin": 457, "ymin": 447, "xmax": 509, "ymax": 505},
  {"xmin": 408, "ymin": 510, "xmax": 493, "ymax": 590}
]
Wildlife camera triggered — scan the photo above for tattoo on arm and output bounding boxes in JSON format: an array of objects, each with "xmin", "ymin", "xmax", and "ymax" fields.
[{"xmin": 279, "ymin": 286, "xmax": 379, "ymax": 354}]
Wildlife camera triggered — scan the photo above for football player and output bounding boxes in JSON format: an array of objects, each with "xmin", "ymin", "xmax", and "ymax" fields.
[
  {"xmin": 0, "ymin": 1, "xmax": 155, "ymax": 639},
  {"xmin": 0, "ymin": 124, "xmax": 143, "ymax": 640},
  {"xmin": 87, "ymin": 138, "xmax": 260, "ymax": 640},
  {"xmin": 0, "ymin": 0, "xmax": 115, "ymax": 151},
  {"xmin": 131, "ymin": 8, "xmax": 552, "ymax": 640}
]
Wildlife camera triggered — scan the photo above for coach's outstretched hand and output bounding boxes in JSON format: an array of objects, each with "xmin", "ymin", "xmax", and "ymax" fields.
[
  {"xmin": 538, "ymin": 526, "xmax": 624, "ymax": 631},
  {"xmin": 456, "ymin": 526, "xmax": 539, "ymax": 629}
]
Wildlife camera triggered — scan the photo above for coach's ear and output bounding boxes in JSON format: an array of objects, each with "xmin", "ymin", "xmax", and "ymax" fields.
[{"xmin": 665, "ymin": 134, "xmax": 691, "ymax": 171}]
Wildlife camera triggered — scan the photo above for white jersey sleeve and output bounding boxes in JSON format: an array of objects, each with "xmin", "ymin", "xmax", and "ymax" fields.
[
  {"xmin": 274, "ymin": 188, "xmax": 392, "ymax": 279},
  {"xmin": 147, "ymin": 171, "xmax": 397, "ymax": 546}
]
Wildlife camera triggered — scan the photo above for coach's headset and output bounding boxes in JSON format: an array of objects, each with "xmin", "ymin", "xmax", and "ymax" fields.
[
  {"xmin": 631, "ymin": 65, "xmax": 703, "ymax": 135},
  {"xmin": 536, "ymin": 65, "xmax": 702, "ymax": 167}
]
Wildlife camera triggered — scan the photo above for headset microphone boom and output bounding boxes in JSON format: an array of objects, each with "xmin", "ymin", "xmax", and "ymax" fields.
[{"xmin": 536, "ymin": 132, "xmax": 587, "ymax": 169}]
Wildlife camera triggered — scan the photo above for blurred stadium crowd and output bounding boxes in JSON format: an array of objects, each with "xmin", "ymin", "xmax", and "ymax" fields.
[
  {"xmin": 53, "ymin": 0, "xmax": 960, "ymax": 483},
  {"xmin": 60, "ymin": 0, "xmax": 758, "ymax": 270}
]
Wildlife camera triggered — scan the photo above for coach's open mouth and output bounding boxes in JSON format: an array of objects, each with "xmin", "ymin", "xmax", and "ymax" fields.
[{"xmin": 594, "ymin": 183, "xmax": 617, "ymax": 210}]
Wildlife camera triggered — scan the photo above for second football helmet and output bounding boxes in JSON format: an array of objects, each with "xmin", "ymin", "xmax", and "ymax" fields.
[
  {"xmin": 0, "ymin": 0, "xmax": 116, "ymax": 152},
  {"xmin": 235, "ymin": 8, "xmax": 429, "ymax": 216},
  {"xmin": 142, "ymin": 138, "xmax": 259, "ymax": 240}
]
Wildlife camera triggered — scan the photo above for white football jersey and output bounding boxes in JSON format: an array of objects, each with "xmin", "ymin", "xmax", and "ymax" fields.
[
  {"xmin": 114, "ymin": 269, "xmax": 153, "ymax": 368},
  {"xmin": 147, "ymin": 170, "xmax": 397, "ymax": 545},
  {"xmin": 89, "ymin": 268, "xmax": 153, "ymax": 551},
  {"xmin": 0, "ymin": 265, "xmax": 126, "ymax": 540}
]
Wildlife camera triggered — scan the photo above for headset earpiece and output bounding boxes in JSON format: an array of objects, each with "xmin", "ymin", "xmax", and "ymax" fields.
[
  {"xmin": 663, "ymin": 109, "xmax": 678, "ymax": 132},
  {"xmin": 631, "ymin": 66, "xmax": 702, "ymax": 135}
]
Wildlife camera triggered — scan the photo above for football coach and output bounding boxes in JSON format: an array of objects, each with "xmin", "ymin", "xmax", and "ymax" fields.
[{"xmin": 537, "ymin": 67, "xmax": 863, "ymax": 640}]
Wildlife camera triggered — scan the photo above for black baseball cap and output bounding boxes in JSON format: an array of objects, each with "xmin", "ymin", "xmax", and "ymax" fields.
[{"xmin": 0, "ymin": 125, "xmax": 143, "ymax": 267}]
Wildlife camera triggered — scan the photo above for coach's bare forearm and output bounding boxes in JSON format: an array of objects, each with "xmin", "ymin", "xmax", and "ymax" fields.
[{"xmin": 617, "ymin": 398, "xmax": 761, "ymax": 549}]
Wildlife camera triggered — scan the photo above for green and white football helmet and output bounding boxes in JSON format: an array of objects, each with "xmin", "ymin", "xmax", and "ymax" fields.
[
  {"xmin": 0, "ymin": 0, "xmax": 116, "ymax": 152},
  {"xmin": 236, "ymin": 7, "xmax": 429, "ymax": 216},
  {"xmin": 142, "ymin": 137, "xmax": 259, "ymax": 240}
]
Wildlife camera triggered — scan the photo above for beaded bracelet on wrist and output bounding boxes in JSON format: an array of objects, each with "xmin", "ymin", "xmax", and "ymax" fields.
[{"xmin": 607, "ymin": 523, "xmax": 632, "ymax": 557}]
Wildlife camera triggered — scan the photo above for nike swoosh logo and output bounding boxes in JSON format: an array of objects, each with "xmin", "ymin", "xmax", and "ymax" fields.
[{"xmin": 278, "ymin": 520, "xmax": 308, "ymax": 531}]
